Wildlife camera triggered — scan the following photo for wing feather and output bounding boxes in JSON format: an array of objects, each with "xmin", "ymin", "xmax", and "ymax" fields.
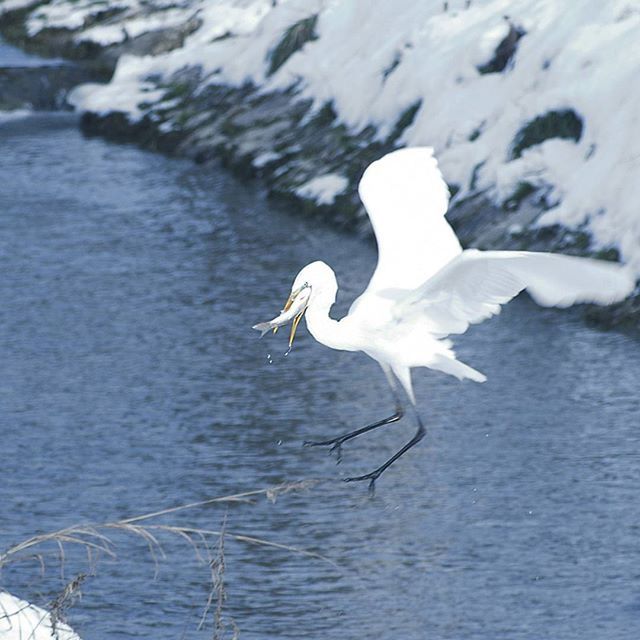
[
  {"xmin": 397, "ymin": 250, "xmax": 635, "ymax": 337},
  {"xmin": 350, "ymin": 147, "xmax": 461, "ymax": 313}
]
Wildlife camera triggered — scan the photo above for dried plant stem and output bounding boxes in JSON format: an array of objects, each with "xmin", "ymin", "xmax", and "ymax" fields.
[{"xmin": 0, "ymin": 479, "xmax": 334, "ymax": 573}]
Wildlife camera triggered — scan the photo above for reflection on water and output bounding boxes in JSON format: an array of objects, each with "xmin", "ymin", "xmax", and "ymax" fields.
[{"xmin": 1, "ymin": 114, "xmax": 640, "ymax": 640}]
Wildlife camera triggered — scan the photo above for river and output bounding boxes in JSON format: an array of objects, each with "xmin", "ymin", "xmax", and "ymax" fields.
[{"xmin": 1, "ymin": 112, "xmax": 640, "ymax": 640}]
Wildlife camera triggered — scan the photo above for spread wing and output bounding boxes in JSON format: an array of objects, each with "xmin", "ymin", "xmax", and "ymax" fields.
[
  {"xmin": 395, "ymin": 250, "xmax": 635, "ymax": 337},
  {"xmin": 349, "ymin": 147, "xmax": 461, "ymax": 313}
]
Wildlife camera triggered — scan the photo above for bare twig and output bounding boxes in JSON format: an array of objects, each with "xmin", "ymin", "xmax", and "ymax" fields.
[
  {"xmin": 197, "ymin": 511, "xmax": 234, "ymax": 639},
  {"xmin": 212, "ymin": 514, "xmax": 227, "ymax": 640},
  {"xmin": 121, "ymin": 478, "xmax": 323, "ymax": 524}
]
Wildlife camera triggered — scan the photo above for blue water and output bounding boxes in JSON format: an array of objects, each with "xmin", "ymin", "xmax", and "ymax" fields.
[
  {"xmin": 0, "ymin": 37, "xmax": 64, "ymax": 67},
  {"xmin": 1, "ymin": 113, "xmax": 640, "ymax": 640}
]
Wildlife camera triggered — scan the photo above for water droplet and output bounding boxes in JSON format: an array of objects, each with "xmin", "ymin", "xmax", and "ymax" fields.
[
  {"xmin": 277, "ymin": 439, "xmax": 282, "ymax": 446},
  {"xmin": 266, "ymin": 353, "xmax": 273, "ymax": 364}
]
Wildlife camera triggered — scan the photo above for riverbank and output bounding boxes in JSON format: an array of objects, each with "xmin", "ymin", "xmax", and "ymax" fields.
[{"xmin": 1, "ymin": 0, "xmax": 638, "ymax": 326}]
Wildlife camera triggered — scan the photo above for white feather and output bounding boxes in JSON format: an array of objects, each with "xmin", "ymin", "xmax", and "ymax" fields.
[
  {"xmin": 396, "ymin": 249, "xmax": 635, "ymax": 337},
  {"xmin": 350, "ymin": 147, "xmax": 461, "ymax": 314}
]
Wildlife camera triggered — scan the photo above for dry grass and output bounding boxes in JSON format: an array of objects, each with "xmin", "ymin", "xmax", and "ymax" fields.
[
  {"xmin": 0, "ymin": 479, "xmax": 335, "ymax": 637},
  {"xmin": 0, "ymin": 479, "xmax": 331, "ymax": 573},
  {"xmin": 196, "ymin": 510, "xmax": 239, "ymax": 640},
  {"xmin": 49, "ymin": 573, "xmax": 87, "ymax": 637}
]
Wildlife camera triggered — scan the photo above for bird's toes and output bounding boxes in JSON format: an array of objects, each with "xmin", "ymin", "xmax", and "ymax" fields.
[
  {"xmin": 344, "ymin": 473, "xmax": 371, "ymax": 483},
  {"xmin": 343, "ymin": 473, "xmax": 378, "ymax": 496},
  {"xmin": 367, "ymin": 478, "xmax": 376, "ymax": 497},
  {"xmin": 303, "ymin": 439, "xmax": 331, "ymax": 448}
]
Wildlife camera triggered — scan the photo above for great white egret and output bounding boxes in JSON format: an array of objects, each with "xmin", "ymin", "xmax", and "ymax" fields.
[{"xmin": 253, "ymin": 147, "xmax": 635, "ymax": 492}]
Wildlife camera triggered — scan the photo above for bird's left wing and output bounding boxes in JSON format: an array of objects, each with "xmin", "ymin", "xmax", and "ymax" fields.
[
  {"xmin": 349, "ymin": 147, "xmax": 461, "ymax": 315},
  {"xmin": 393, "ymin": 250, "xmax": 635, "ymax": 337}
]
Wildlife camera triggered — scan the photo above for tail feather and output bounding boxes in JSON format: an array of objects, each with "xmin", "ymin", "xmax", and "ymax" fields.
[{"xmin": 428, "ymin": 355, "xmax": 487, "ymax": 383}]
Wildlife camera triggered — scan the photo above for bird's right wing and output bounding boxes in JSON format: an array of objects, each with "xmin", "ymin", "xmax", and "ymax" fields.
[
  {"xmin": 394, "ymin": 250, "xmax": 635, "ymax": 337},
  {"xmin": 349, "ymin": 147, "xmax": 462, "ymax": 314}
]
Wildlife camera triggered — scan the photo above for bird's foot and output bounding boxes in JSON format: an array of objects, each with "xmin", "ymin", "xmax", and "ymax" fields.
[
  {"xmin": 343, "ymin": 471, "xmax": 381, "ymax": 497},
  {"xmin": 303, "ymin": 437, "xmax": 343, "ymax": 464}
]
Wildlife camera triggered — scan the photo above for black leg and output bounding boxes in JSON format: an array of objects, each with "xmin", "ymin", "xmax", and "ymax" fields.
[
  {"xmin": 303, "ymin": 405, "xmax": 404, "ymax": 463},
  {"xmin": 344, "ymin": 415, "xmax": 426, "ymax": 495}
]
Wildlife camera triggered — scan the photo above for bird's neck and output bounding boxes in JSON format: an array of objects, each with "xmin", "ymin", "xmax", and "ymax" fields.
[{"xmin": 304, "ymin": 300, "xmax": 354, "ymax": 352}]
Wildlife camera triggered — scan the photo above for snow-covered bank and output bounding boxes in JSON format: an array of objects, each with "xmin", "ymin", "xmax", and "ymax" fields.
[
  {"xmin": 1, "ymin": 0, "xmax": 639, "ymax": 279},
  {"xmin": 0, "ymin": 591, "xmax": 81, "ymax": 640}
]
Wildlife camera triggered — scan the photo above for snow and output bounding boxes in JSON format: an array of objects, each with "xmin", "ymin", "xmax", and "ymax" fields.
[
  {"xmin": 295, "ymin": 174, "xmax": 349, "ymax": 205},
  {"xmin": 0, "ymin": 0, "xmax": 37, "ymax": 15},
  {"xmin": 0, "ymin": 591, "xmax": 81, "ymax": 640},
  {"xmin": 69, "ymin": 54, "xmax": 165, "ymax": 118},
  {"xmin": 75, "ymin": 8, "xmax": 192, "ymax": 46},
  {"xmin": 9, "ymin": 0, "xmax": 640, "ymax": 270},
  {"xmin": 252, "ymin": 151, "xmax": 282, "ymax": 168}
]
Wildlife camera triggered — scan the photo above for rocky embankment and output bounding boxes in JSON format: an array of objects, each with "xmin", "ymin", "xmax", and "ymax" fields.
[{"xmin": 1, "ymin": 1, "xmax": 637, "ymax": 327}]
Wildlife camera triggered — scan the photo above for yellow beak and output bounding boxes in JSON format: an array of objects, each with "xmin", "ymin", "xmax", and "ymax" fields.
[
  {"xmin": 272, "ymin": 293, "xmax": 296, "ymax": 335},
  {"xmin": 273, "ymin": 292, "xmax": 307, "ymax": 348},
  {"xmin": 289, "ymin": 310, "xmax": 305, "ymax": 348}
]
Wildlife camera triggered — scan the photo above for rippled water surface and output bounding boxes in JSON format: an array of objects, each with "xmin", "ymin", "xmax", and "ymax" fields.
[{"xmin": 1, "ymin": 113, "xmax": 640, "ymax": 640}]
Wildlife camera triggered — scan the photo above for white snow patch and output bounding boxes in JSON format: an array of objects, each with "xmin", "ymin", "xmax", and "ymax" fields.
[
  {"xmin": 252, "ymin": 151, "xmax": 282, "ymax": 168},
  {"xmin": 0, "ymin": 590, "xmax": 81, "ymax": 639},
  {"xmin": 69, "ymin": 54, "xmax": 164, "ymax": 119},
  {"xmin": 295, "ymin": 174, "xmax": 349, "ymax": 205},
  {"xmin": 0, "ymin": 0, "xmax": 38, "ymax": 16}
]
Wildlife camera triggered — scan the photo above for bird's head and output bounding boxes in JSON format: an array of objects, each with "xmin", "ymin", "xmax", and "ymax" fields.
[{"xmin": 252, "ymin": 261, "xmax": 337, "ymax": 348}]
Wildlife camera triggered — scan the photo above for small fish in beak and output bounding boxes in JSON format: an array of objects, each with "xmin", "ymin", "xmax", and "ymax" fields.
[{"xmin": 252, "ymin": 284, "xmax": 311, "ymax": 348}]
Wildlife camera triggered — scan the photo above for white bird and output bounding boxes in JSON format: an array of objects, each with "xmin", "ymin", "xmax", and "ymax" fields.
[{"xmin": 253, "ymin": 147, "xmax": 635, "ymax": 492}]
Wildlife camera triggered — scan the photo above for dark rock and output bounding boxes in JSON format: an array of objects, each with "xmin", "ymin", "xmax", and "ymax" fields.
[
  {"xmin": 386, "ymin": 100, "xmax": 422, "ymax": 144},
  {"xmin": 80, "ymin": 110, "xmax": 183, "ymax": 153},
  {"xmin": 89, "ymin": 15, "xmax": 202, "ymax": 73},
  {"xmin": 267, "ymin": 14, "xmax": 318, "ymax": 76},
  {"xmin": 477, "ymin": 19, "xmax": 525, "ymax": 74},
  {"xmin": 510, "ymin": 109, "xmax": 583, "ymax": 159}
]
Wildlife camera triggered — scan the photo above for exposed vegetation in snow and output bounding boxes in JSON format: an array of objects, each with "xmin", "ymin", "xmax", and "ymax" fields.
[{"xmin": 0, "ymin": 590, "xmax": 81, "ymax": 640}]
